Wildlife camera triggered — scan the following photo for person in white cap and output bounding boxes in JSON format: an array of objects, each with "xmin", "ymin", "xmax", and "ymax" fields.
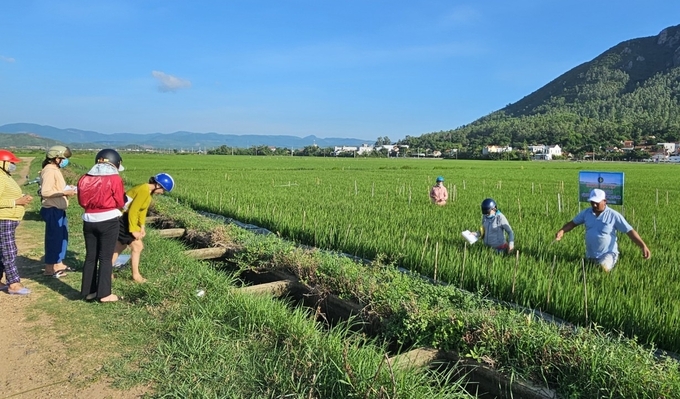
[{"xmin": 554, "ymin": 188, "xmax": 650, "ymax": 272}]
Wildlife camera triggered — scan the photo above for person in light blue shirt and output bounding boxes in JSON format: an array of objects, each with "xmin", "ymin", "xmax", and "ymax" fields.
[{"xmin": 555, "ymin": 188, "xmax": 650, "ymax": 272}]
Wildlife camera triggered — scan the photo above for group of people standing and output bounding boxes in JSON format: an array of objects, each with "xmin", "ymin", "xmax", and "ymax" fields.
[
  {"xmin": 430, "ymin": 176, "xmax": 650, "ymax": 272},
  {"xmin": 0, "ymin": 147, "xmax": 174, "ymax": 302}
]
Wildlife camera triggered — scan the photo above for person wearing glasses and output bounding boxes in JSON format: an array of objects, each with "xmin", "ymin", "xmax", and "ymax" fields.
[{"xmin": 555, "ymin": 188, "xmax": 650, "ymax": 272}]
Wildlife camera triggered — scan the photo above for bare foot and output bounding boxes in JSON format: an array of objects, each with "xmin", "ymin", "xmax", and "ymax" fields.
[
  {"xmin": 99, "ymin": 294, "xmax": 120, "ymax": 303},
  {"xmin": 132, "ymin": 275, "xmax": 147, "ymax": 283}
]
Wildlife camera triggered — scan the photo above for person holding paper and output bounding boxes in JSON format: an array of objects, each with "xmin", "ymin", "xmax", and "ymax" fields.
[
  {"xmin": 39, "ymin": 145, "xmax": 77, "ymax": 278},
  {"xmin": 429, "ymin": 176, "xmax": 448, "ymax": 206},
  {"xmin": 555, "ymin": 188, "xmax": 650, "ymax": 272},
  {"xmin": 474, "ymin": 198, "xmax": 515, "ymax": 253},
  {"xmin": 112, "ymin": 173, "xmax": 175, "ymax": 283}
]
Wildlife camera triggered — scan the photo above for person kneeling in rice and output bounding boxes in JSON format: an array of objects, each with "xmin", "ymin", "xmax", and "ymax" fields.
[
  {"xmin": 472, "ymin": 198, "xmax": 515, "ymax": 254},
  {"xmin": 112, "ymin": 173, "xmax": 175, "ymax": 283}
]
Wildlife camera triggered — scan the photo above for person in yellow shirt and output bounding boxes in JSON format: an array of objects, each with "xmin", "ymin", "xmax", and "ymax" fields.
[
  {"xmin": 0, "ymin": 150, "xmax": 34, "ymax": 295},
  {"xmin": 112, "ymin": 173, "xmax": 175, "ymax": 283}
]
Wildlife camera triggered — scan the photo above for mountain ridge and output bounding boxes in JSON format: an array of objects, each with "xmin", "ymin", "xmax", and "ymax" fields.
[
  {"xmin": 399, "ymin": 23, "xmax": 680, "ymax": 158},
  {"xmin": 0, "ymin": 123, "xmax": 372, "ymax": 149}
]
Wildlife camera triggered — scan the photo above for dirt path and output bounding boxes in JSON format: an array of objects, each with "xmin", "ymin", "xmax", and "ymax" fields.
[{"xmin": 0, "ymin": 158, "xmax": 146, "ymax": 399}]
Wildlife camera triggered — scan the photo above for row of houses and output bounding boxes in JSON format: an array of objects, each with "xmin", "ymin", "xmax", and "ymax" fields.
[
  {"xmin": 333, "ymin": 144, "xmax": 410, "ymax": 156},
  {"xmin": 483, "ymin": 144, "xmax": 563, "ymax": 160}
]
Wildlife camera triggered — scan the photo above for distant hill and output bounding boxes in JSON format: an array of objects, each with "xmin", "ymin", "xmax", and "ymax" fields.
[
  {"xmin": 0, "ymin": 133, "xmax": 64, "ymax": 149},
  {"xmin": 0, "ymin": 123, "xmax": 371, "ymax": 150},
  {"xmin": 401, "ymin": 24, "xmax": 680, "ymax": 157}
]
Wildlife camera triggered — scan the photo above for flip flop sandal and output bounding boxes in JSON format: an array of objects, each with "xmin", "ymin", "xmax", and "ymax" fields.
[
  {"xmin": 8, "ymin": 287, "xmax": 31, "ymax": 295},
  {"xmin": 84, "ymin": 293, "xmax": 97, "ymax": 301},
  {"xmin": 52, "ymin": 270, "xmax": 68, "ymax": 279},
  {"xmin": 0, "ymin": 285, "xmax": 8, "ymax": 291}
]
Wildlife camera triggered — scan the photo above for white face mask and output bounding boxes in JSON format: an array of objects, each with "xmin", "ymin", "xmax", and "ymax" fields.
[{"xmin": 7, "ymin": 163, "xmax": 17, "ymax": 173}]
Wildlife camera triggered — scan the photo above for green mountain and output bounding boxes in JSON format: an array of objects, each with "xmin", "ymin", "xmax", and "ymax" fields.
[
  {"xmin": 0, "ymin": 133, "xmax": 64, "ymax": 149},
  {"xmin": 401, "ymin": 24, "xmax": 680, "ymax": 158}
]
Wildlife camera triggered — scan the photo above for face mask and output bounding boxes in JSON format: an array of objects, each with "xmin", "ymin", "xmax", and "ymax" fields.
[
  {"xmin": 7, "ymin": 163, "xmax": 17, "ymax": 173},
  {"xmin": 59, "ymin": 158, "xmax": 69, "ymax": 168}
]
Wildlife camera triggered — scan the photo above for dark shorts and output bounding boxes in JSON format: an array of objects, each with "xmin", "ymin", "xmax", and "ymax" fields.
[{"xmin": 117, "ymin": 213, "xmax": 135, "ymax": 245}]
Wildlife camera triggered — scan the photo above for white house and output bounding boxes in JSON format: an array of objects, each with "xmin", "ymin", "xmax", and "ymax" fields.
[
  {"xmin": 530, "ymin": 144, "xmax": 562, "ymax": 160},
  {"xmin": 657, "ymin": 142, "xmax": 677, "ymax": 155},
  {"xmin": 333, "ymin": 146, "xmax": 358, "ymax": 156},
  {"xmin": 483, "ymin": 145, "xmax": 512, "ymax": 155},
  {"xmin": 357, "ymin": 144, "xmax": 374, "ymax": 155}
]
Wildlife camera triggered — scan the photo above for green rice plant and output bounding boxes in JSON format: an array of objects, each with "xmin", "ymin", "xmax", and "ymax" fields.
[{"xmin": 68, "ymin": 153, "xmax": 680, "ymax": 354}]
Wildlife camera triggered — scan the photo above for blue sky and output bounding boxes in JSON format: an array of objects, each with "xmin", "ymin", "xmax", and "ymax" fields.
[{"xmin": 1, "ymin": 1, "xmax": 679, "ymax": 141}]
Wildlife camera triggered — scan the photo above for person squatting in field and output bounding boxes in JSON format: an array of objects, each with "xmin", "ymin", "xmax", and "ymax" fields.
[
  {"xmin": 77, "ymin": 149, "xmax": 126, "ymax": 303},
  {"xmin": 0, "ymin": 150, "xmax": 34, "ymax": 295},
  {"xmin": 39, "ymin": 145, "xmax": 77, "ymax": 278},
  {"xmin": 112, "ymin": 172, "xmax": 175, "ymax": 283},
  {"xmin": 429, "ymin": 176, "xmax": 448, "ymax": 206},
  {"xmin": 555, "ymin": 188, "xmax": 651, "ymax": 272},
  {"xmin": 473, "ymin": 198, "xmax": 515, "ymax": 254}
]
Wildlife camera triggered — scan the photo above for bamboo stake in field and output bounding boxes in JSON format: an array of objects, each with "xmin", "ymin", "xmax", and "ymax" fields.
[
  {"xmin": 546, "ymin": 200, "xmax": 549, "ymax": 216},
  {"xmin": 532, "ymin": 182, "xmax": 534, "ymax": 194},
  {"xmin": 401, "ymin": 231, "xmax": 407, "ymax": 249},
  {"xmin": 656, "ymin": 188, "xmax": 659, "ymax": 206},
  {"xmin": 453, "ymin": 185, "xmax": 457, "ymax": 202},
  {"xmin": 371, "ymin": 182, "xmax": 375, "ymax": 197},
  {"xmin": 582, "ymin": 258, "xmax": 589, "ymax": 325},
  {"xmin": 547, "ymin": 255, "xmax": 556, "ymax": 306},
  {"xmin": 355, "ymin": 180, "xmax": 358, "ymax": 196},
  {"xmin": 460, "ymin": 242, "xmax": 467, "ymax": 288},
  {"xmin": 434, "ymin": 242, "xmax": 439, "ymax": 282},
  {"xmin": 512, "ymin": 250, "xmax": 519, "ymax": 297},
  {"xmin": 558, "ymin": 193, "xmax": 562, "ymax": 213}
]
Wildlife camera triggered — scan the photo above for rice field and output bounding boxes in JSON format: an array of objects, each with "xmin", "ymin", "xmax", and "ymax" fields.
[{"xmin": 80, "ymin": 154, "xmax": 680, "ymax": 354}]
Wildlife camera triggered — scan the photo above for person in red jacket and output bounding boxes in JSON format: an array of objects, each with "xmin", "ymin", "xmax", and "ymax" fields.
[{"xmin": 77, "ymin": 149, "xmax": 126, "ymax": 303}]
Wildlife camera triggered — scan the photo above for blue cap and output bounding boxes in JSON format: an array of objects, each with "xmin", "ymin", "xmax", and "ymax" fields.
[{"xmin": 436, "ymin": 176, "xmax": 444, "ymax": 182}]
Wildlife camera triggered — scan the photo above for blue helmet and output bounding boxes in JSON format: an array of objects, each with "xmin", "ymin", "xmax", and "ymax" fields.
[
  {"xmin": 153, "ymin": 173, "xmax": 175, "ymax": 192},
  {"xmin": 481, "ymin": 198, "xmax": 496, "ymax": 215},
  {"xmin": 436, "ymin": 176, "xmax": 444, "ymax": 182}
]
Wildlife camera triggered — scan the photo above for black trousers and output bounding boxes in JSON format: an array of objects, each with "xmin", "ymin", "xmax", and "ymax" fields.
[{"xmin": 81, "ymin": 217, "xmax": 119, "ymax": 299}]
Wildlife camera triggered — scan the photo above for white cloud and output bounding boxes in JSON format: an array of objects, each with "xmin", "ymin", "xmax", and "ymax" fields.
[
  {"xmin": 152, "ymin": 70, "xmax": 191, "ymax": 92},
  {"xmin": 1, "ymin": 56, "xmax": 16, "ymax": 63}
]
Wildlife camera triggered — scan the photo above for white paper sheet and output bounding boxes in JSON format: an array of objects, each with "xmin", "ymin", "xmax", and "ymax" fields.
[{"xmin": 461, "ymin": 230, "xmax": 478, "ymax": 245}]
